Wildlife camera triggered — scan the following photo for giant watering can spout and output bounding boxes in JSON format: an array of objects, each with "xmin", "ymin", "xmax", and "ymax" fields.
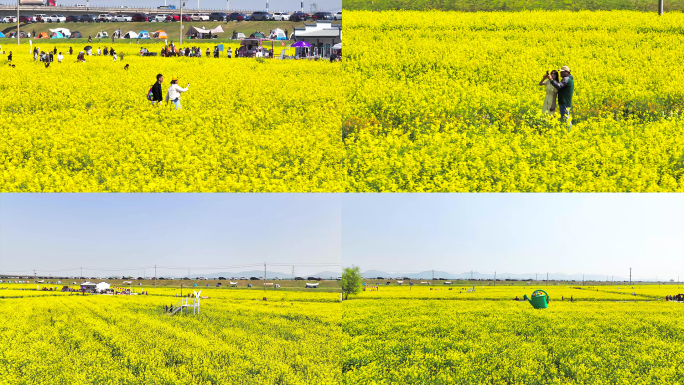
[{"xmin": 524, "ymin": 290, "xmax": 549, "ymax": 309}]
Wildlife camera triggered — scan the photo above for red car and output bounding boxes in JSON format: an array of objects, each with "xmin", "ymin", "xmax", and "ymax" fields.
[
  {"xmin": 180, "ymin": 14, "xmax": 191, "ymax": 21},
  {"xmin": 165, "ymin": 14, "xmax": 180, "ymax": 21},
  {"xmin": 131, "ymin": 13, "xmax": 150, "ymax": 22},
  {"xmin": 19, "ymin": 15, "xmax": 34, "ymax": 23}
]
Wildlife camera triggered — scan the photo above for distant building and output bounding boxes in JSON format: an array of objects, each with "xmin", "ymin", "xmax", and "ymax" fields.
[{"xmin": 293, "ymin": 21, "xmax": 342, "ymax": 58}]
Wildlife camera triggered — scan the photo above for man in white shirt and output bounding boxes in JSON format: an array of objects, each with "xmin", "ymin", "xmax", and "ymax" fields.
[
  {"xmin": 166, "ymin": 77, "xmax": 189, "ymax": 110},
  {"xmin": 57, "ymin": 52, "xmax": 63, "ymax": 63}
]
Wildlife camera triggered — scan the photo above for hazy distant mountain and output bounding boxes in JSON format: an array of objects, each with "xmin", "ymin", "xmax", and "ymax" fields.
[{"xmin": 361, "ymin": 270, "xmax": 633, "ymax": 281}]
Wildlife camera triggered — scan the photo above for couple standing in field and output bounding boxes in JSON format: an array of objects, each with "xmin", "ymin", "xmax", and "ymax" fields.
[{"xmin": 539, "ymin": 65, "xmax": 574, "ymax": 129}]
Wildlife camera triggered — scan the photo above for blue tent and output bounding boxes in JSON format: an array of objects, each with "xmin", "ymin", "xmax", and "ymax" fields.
[
  {"xmin": 51, "ymin": 32, "xmax": 65, "ymax": 39},
  {"xmin": 138, "ymin": 31, "xmax": 150, "ymax": 39},
  {"xmin": 0, "ymin": 32, "xmax": 5, "ymax": 38}
]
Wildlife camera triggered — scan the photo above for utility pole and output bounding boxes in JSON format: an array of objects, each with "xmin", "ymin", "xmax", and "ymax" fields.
[
  {"xmin": 227, "ymin": 0, "xmax": 229, "ymax": 11},
  {"xmin": 630, "ymin": 268, "xmax": 632, "ymax": 285},
  {"xmin": 16, "ymin": 0, "xmax": 19, "ymax": 46},
  {"xmin": 154, "ymin": 265, "xmax": 157, "ymax": 289},
  {"xmin": 432, "ymin": 269, "xmax": 434, "ymax": 281},
  {"xmin": 658, "ymin": 0, "xmax": 664, "ymax": 15},
  {"xmin": 301, "ymin": 0, "xmax": 303, "ymax": 12},
  {"xmin": 81, "ymin": 267, "xmax": 83, "ymax": 280},
  {"xmin": 583, "ymin": 274, "xmax": 584, "ymax": 286},
  {"xmin": 34, "ymin": 269, "xmax": 36, "ymax": 281},
  {"xmin": 494, "ymin": 271, "xmax": 496, "ymax": 287},
  {"xmin": 547, "ymin": 273, "xmax": 548, "ymax": 286},
  {"xmin": 266, "ymin": 0, "xmax": 269, "ymax": 12},
  {"xmin": 180, "ymin": 0, "xmax": 183, "ymax": 45},
  {"xmin": 471, "ymin": 270, "xmax": 473, "ymax": 281},
  {"xmin": 291, "ymin": 266, "xmax": 295, "ymax": 280},
  {"xmin": 264, "ymin": 262, "xmax": 266, "ymax": 293}
]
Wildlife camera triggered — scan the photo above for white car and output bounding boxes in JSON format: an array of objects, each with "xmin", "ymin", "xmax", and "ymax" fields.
[
  {"xmin": 47, "ymin": 14, "xmax": 66, "ymax": 23},
  {"xmin": 33, "ymin": 14, "xmax": 48, "ymax": 22},
  {"xmin": 190, "ymin": 13, "xmax": 209, "ymax": 21},
  {"xmin": 98, "ymin": 14, "xmax": 114, "ymax": 22},
  {"xmin": 334, "ymin": 11, "xmax": 342, "ymax": 20},
  {"xmin": 2, "ymin": 16, "xmax": 16, "ymax": 23},
  {"xmin": 153, "ymin": 14, "xmax": 166, "ymax": 22},
  {"xmin": 113, "ymin": 14, "xmax": 132, "ymax": 22},
  {"xmin": 273, "ymin": 12, "xmax": 289, "ymax": 21}
]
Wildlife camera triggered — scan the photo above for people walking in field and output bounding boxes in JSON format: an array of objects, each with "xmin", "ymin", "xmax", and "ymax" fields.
[
  {"xmin": 97, "ymin": 47, "xmax": 101, "ymax": 56},
  {"xmin": 166, "ymin": 77, "xmax": 189, "ymax": 110},
  {"xmin": 69, "ymin": 47, "xmax": 73, "ymax": 55},
  {"xmin": 227, "ymin": 47, "xmax": 232, "ymax": 58},
  {"xmin": 539, "ymin": 70, "xmax": 559, "ymax": 115},
  {"xmin": 53, "ymin": 47, "xmax": 57, "ymax": 55},
  {"xmin": 150, "ymin": 74, "xmax": 164, "ymax": 106},
  {"xmin": 7, "ymin": 51, "xmax": 12, "ymax": 63},
  {"xmin": 547, "ymin": 65, "xmax": 574, "ymax": 129},
  {"xmin": 57, "ymin": 52, "xmax": 63, "ymax": 63}
]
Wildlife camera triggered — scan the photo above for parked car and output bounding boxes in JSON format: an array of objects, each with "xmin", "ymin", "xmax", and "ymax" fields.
[
  {"xmin": 153, "ymin": 14, "xmax": 166, "ymax": 22},
  {"xmin": 65, "ymin": 15, "xmax": 82, "ymax": 22},
  {"xmin": 33, "ymin": 14, "xmax": 48, "ymax": 22},
  {"xmin": 2, "ymin": 16, "xmax": 16, "ymax": 23},
  {"xmin": 294, "ymin": 277, "xmax": 304, "ymax": 280},
  {"xmin": 165, "ymin": 14, "xmax": 179, "ymax": 22},
  {"xmin": 228, "ymin": 12, "xmax": 249, "ymax": 21},
  {"xmin": 180, "ymin": 14, "xmax": 191, "ymax": 22},
  {"xmin": 81, "ymin": 14, "xmax": 98, "ymax": 22},
  {"xmin": 113, "ymin": 14, "xmax": 132, "ymax": 22},
  {"xmin": 289, "ymin": 11, "xmax": 309, "ymax": 22},
  {"xmin": 131, "ymin": 13, "xmax": 150, "ymax": 22},
  {"xmin": 249, "ymin": 277, "xmax": 259, "ymax": 281},
  {"xmin": 272, "ymin": 12, "xmax": 289, "ymax": 21},
  {"xmin": 47, "ymin": 14, "xmax": 67, "ymax": 23},
  {"xmin": 312, "ymin": 11, "xmax": 333, "ymax": 21},
  {"xmin": 19, "ymin": 15, "xmax": 34, "ymax": 23},
  {"xmin": 209, "ymin": 12, "xmax": 227, "ymax": 21},
  {"xmin": 98, "ymin": 14, "xmax": 114, "ymax": 22},
  {"xmin": 190, "ymin": 13, "xmax": 208, "ymax": 21},
  {"xmin": 334, "ymin": 11, "xmax": 342, "ymax": 20},
  {"xmin": 250, "ymin": 11, "xmax": 273, "ymax": 21}
]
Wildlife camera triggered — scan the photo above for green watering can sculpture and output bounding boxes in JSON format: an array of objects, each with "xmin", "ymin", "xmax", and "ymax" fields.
[{"xmin": 523, "ymin": 289, "xmax": 550, "ymax": 309}]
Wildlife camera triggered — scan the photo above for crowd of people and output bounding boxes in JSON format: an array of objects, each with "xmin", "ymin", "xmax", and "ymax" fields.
[{"xmin": 666, "ymin": 294, "xmax": 684, "ymax": 301}]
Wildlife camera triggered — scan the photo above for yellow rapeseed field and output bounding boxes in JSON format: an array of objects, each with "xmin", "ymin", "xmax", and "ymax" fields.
[
  {"xmin": 0, "ymin": 288, "xmax": 342, "ymax": 384},
  {"xmin": 1, "ymin": 42, "xmax": 344, "ymax": 192},
  {"xmin": 344, "ymin": 285, "xmax": 684, "ymax": 384},
  {"xmin": 343, "ymin": 10, "xmax": 684, "ymax": 191}
]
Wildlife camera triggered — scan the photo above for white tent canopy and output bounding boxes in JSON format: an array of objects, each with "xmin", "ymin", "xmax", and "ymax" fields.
[
  {"xmin": 49, "ymin": 28, "xmax": 71, "ymax": 37},
  {"xmin": 305, "ymin": 282, "xmax": 319, "ymax": 288},
  {"xmin": 229, "ymin": 281, "xmax": 238, "ymax": 286},
  {"xmin": 95, "ymin": 30, "xmax": 108, "ymax": 38},
  {"xmin": 123, "ymin": 31, "xmax": 138, "ymax": 39},
  {"xmin": 96, "ymin": 282, "xmax": 110, "ymax": 291},
  {"xmin": 333, "ymin": 43, "xmax": 342, "ymax": 49},
  {"xmin": 186, "ymin": 25, "xmax": 224, "ymax": 37}
]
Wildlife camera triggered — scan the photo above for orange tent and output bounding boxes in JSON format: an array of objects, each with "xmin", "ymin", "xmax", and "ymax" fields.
[
  {"xmin": 38, "ymin": 32, "xmax": 49, "ymax": 39},
  {"xmin": 153, "ymin": 30, "xmax": 168, "ymax": 39}
]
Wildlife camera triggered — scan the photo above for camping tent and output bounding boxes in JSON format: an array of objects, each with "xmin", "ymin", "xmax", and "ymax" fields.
[
  {"xmin": 123, "ymin": 31, "xmax": 138, "ymax": 39},
  {"xmin": 49, "ymin": 28, "xmax": 70, "ymax": 38},
  {"xmin": 95, "ymin": 30, "xmax": 109, "ymax": 39},
  {"xmin": 333, "ymin": 43, "xmax": 342, "ymax": 50},
  {"xmin": 305, "ymin": 282, "xmax": 319, "ymax": 288},
  {"xmin": 71, "ymin": 31, "xmax": 83, "ymax": 39},
  {"xmin": 270, "ymin": 28, "xmax": 286, "ymax": 40},
  {"xmin": 37, "ymin": 32, "xmax": 48, "ymax": 39},
  {"xmin": 0, "ymin": 32, "xmax": 5, "ymax": 38},
  {"xmin": 231, "ymin": 32, "xmax": 246, "ymax": 40},
  {"xmin": 250, "ymin": 31, "xmax": 266, "ymax": 39},
  {"xmin": 138, "ymin": 31, "xmax": 150, "ymax": 39},
  {"xmin": 153, "ymin": 30, "xmax": 168, "ymax": 39},
  {"xmin": 51, "ymin": 32, "xmax": 65, "ymax": 39}
]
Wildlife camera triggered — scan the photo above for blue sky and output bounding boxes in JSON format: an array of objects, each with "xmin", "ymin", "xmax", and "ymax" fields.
[
  {"xmin": 342, "ymin": 194, "xmax": 684, "ymax": 281},
  {"xmin": 4, "ymin": 0, "xmax": 341, "ymax": 12},
  {"xmin": 0, "ymin": 194, "xmax": 342, "ymax": 277}
]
